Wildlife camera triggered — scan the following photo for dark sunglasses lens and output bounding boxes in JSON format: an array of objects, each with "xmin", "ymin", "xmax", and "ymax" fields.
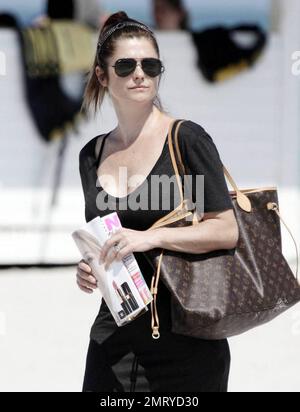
[
  {"xmin": 114, "ymin": 58, "xmax": 163, "ymax": 77},
  {"xmin": 115, "ymin": 59, "xmax": 136, "ymax": 77},
  {"xmin": 142, "ymin": 59, "xmax": 163, "ymax": 77}
]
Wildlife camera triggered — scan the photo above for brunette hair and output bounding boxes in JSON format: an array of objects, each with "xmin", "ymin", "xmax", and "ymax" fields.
[{"xmin": 82, "ymin": 11, "xmax": 167, "ymax": 114}]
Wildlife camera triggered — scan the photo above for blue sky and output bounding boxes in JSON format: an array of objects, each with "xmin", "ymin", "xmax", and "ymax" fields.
[
  {"xmin": 0, "ymin": 0, "xmax": 271, "ymax": 30},
  {"xmin": 101, "ymin": 0, "xmax": 272, "ymax": 30}
]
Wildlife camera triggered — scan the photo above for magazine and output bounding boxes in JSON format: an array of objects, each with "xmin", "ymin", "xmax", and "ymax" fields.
[{"xmin": 72, "ymin": 213, "xmax": 153, "ymax": 326}]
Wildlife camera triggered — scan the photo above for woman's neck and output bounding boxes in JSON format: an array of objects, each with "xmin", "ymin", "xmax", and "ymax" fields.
[{"xmin": 112, "ymin": 105, "xmax": 163, "ymax": 148}]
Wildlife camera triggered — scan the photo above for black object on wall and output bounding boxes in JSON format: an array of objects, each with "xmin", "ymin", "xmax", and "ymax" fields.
[
  {"xmin": 47, "ymin": 0, "xmax": 75, "ymax": 20},
  {"xmin": 191, "ymin": 24, "xmax": 267, "ymax": 83},
  {"xmin": 0, "ymin": 13, "xmax": 19, "ymax": 28}
]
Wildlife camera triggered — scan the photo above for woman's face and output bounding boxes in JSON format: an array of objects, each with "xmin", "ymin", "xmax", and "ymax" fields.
[{"xmin": 97, "ymin": 37, "xmax": 161, "ymax": 107}]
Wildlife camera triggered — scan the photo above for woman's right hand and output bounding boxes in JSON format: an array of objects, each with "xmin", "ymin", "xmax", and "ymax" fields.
[{"xmin": 76, "ymin": 259, "xmax": 98, "ymax": 294}]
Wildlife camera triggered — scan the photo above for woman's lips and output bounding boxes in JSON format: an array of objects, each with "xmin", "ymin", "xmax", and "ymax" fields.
[{"xmin": 130, "ymin": 86, "xmax": 148, "ymax": 90}]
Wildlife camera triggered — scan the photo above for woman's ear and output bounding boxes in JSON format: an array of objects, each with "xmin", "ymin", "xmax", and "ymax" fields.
[{"xmin": 95, "ymin": 66, "xmax": 107, "ymax": 88}]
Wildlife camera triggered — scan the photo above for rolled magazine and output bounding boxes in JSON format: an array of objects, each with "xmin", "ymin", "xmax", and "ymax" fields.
[{"xmin": 72, "ymin": 213, "xmax": 153, "ymax": 326}]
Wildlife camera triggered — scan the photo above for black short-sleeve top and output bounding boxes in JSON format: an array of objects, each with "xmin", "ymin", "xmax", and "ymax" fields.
[{"xmin": 78, "ymin": 119, "xmax": 234, "ymax": 344}]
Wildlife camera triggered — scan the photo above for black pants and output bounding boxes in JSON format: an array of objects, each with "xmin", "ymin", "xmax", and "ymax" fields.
[{"xmin": 82, "ymin": 310, "xmax": 231, "ymax": 392}]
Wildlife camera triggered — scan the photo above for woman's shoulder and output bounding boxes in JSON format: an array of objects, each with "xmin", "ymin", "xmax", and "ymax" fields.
[
  {"xmin": 78, "ymin": 134, "xmax": 109, "ymax": 179},
  {"xmin": 177, "ymin": 119, "xmax": 225, "ymax": 167},
  {"xmin": 179, "ymin": 119, "xmax": 216, "ymax": 151},
  {"xmin": 79, "ymin": 133, "xmax": 107, "ymax": 163}
]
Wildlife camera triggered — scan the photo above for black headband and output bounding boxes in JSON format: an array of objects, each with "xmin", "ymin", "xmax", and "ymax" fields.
[{"xmin": 97, "ymin": 22, "xmax": 155, "ymax": 52}]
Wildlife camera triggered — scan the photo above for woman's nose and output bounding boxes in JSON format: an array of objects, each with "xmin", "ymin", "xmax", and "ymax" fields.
[{"xmin": 133, "ymin": 62, "xmax": 145, "ymax": 77}]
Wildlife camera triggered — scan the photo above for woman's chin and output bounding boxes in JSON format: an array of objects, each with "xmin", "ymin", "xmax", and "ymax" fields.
[{"xmin": 126, "ymin": 96, "xmax": 153, "ymax": 104}]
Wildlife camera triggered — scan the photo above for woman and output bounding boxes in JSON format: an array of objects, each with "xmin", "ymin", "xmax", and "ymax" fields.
[
  {"xmin": 152, "ymin": 0, "xmax": 189, "ymax": 31},
  {"xmin": 77, "ymin": 11, "xmax": 239, "ymax": 392}
]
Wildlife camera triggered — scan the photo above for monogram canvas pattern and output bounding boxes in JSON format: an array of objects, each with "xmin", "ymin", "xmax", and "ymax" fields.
[{"xmin": 146, "ymin": 187, "xmax": 300, "ymax": 340}]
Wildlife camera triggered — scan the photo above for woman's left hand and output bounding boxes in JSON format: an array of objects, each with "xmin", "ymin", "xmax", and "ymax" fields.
[{"xmin": 100, "ymin": 228, "xmax": 160, "ymax": 270}]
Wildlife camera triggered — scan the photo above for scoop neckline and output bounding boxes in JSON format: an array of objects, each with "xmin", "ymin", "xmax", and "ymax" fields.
[{"xmin": 92, "ymin": 125, "xmax": 173, "ymax": 202}]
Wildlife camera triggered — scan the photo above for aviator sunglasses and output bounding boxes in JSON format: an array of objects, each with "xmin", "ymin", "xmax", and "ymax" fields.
[{"xmin": 111, "ymin": 58, "xmax": 165, "ymax": 77}]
